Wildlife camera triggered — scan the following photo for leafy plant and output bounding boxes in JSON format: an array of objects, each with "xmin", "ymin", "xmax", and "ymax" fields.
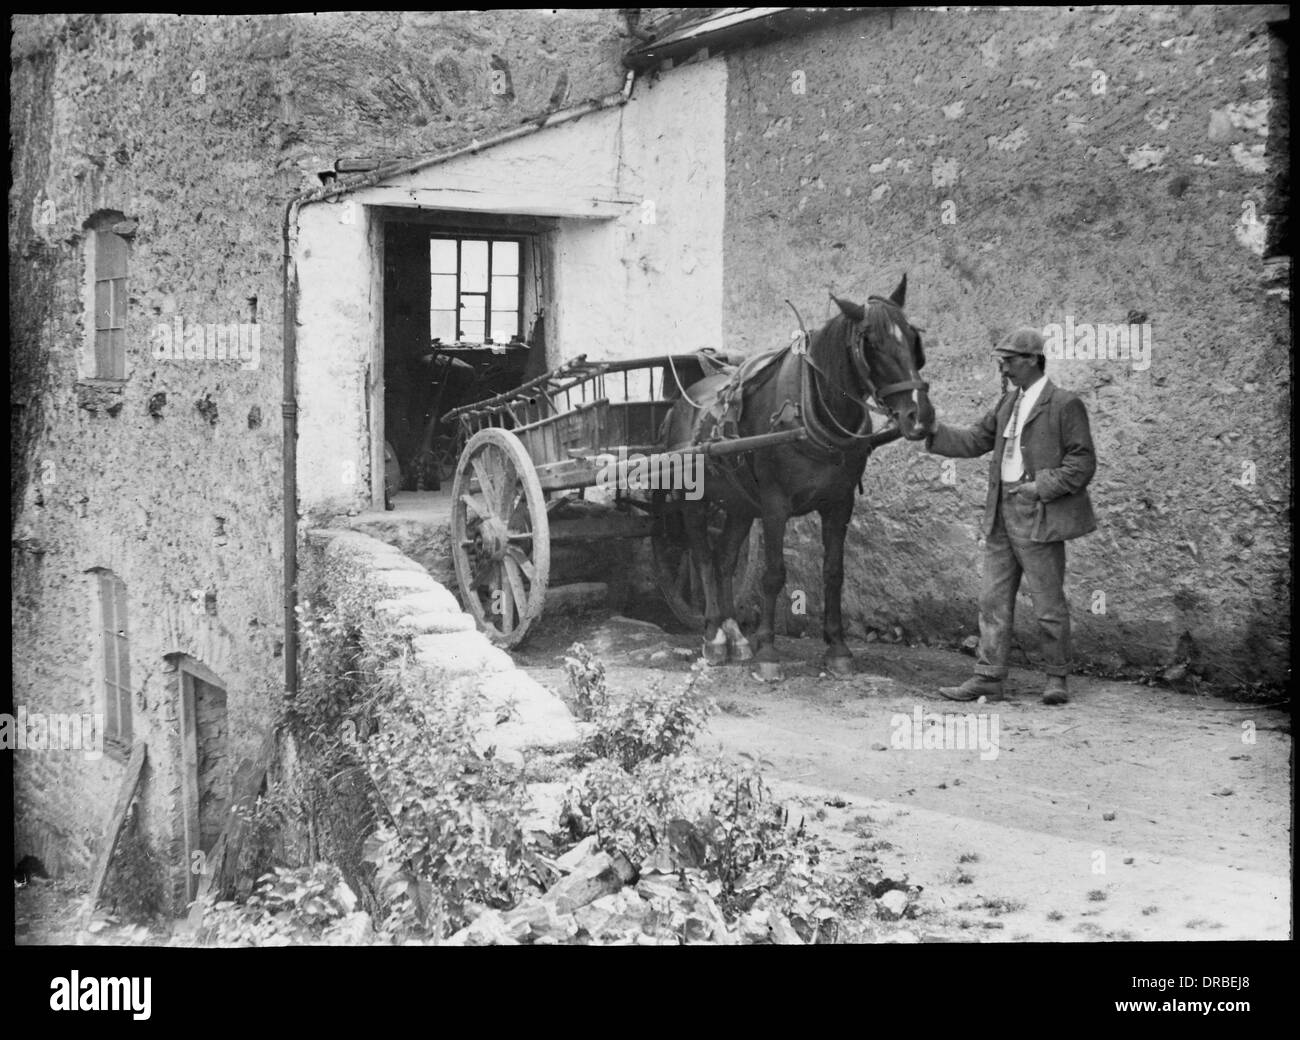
[
  {"xmin": 203, "ymin": 863, "xmax": 356, "ymax": 946},
  {"xmin": 564, "ymin": 752, "xmax": 826, "ymax": 913},
  {"xmin": 558, "ymin": 649, "xmax": 841, "ymax": 939},
  {"xmin": 562, "ymin": 642, "xmax": 607, "ymax": 720},
  {"xmin": 578, "ymin": 669, "xmax": 715, "ymax": 771},
  {"xmin": 266, "ymin": 591, "xmax": 395, "ymax": 896},
  {"xmin": 360, "ymin": 672, "xmax": 547, "ymax": 940},
  {"xmin": 105, "ymin": 802, "xmax": 166, "ymax": 922}
]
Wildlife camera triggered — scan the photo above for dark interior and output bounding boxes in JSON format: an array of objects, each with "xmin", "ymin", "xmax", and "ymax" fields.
[{"xmin": 382, "ymin": 214, "xmax": 550, "ymax": 490}]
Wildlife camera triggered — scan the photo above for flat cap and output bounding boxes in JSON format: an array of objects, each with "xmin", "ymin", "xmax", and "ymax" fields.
[{"xmin": 993, "ymin": 327, "xmax": 1046, "ymax": 357}]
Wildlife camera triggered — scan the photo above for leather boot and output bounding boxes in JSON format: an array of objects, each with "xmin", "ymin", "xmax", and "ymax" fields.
[
  {"xmin": 939, "ymin": 675, "xmax": 1004, "ymax": 702},
  {"xmin": 1042, "ymin": 675, "xmax": 1069, "ymax": 705}
]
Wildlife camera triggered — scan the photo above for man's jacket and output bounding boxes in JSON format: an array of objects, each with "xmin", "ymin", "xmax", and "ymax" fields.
[{"xmin": 927, "ymin": 379, "xmax": 1098, "ymax": 542}]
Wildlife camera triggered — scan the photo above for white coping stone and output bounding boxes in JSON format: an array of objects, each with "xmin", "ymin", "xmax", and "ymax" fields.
[
  {"xmin": 372, "ymin": 570, "xmax": 438, "ymax": 592},
  {"xmin": 374, "ymin": 587, "xmax": 462, "ymax": 616},
  {"xmin": 395, "ymin": 611, "xmax": 477, "ymax": 634},
  {"xmin": 474, "ymin": 668, "xmax": 559, "ymax": 708},
  {"xmin": 315, "ymin": 529, "xmax": 405, "ymax": 556},
  {"xmin": 472, "ymin": 671, "xmax": 579, "ymax": 749},
  {"xmin": 368, "ymin": 556, "xmax": 429, "ymax": 574},
  {"xmin": 413, "ymin": 632, "xmax": 513, "ymax": 676},
  {"xmin": 486, "ymin": 715, "xmax": 580, "ymax": 753}
]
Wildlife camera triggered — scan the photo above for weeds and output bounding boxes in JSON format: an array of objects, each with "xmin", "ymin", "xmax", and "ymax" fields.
[
  {"xmin": 203, "ymin": 864, "xmax": 355, "ymax": 946},
  {"xmin": 104, "ymin": 803, "xmax": 166, "ymax": 923}
]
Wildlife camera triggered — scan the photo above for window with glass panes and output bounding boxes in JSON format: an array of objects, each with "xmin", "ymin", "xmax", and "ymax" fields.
[
  {"xmin": 96, "ymin": 570, "xmax": 133, "ymax": 746},
  {"xmin": 93, "ymin": 230, "xmax": 129, "ymax": 379},
  {"xmin": 429, "ymin": 237, "xmax": 522, "ymax": 345}
]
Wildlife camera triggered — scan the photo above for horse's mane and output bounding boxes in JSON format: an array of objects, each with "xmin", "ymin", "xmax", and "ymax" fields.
[{"xmin": 807, "ymin": 310, "xmax": 867, "ymax": 429}]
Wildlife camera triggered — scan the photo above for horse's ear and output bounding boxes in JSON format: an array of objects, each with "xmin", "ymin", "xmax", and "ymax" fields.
[
  {"xmin": 890, "ymin": 273, "xmax": 907, "ymax": 308},
  {"xmin": 832, "ymin": 295, "xmax": 865, "ymax": 322}
]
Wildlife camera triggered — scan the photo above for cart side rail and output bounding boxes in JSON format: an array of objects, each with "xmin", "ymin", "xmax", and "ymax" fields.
[{"xmin": 443, "ymin": 351, "xmax": 734, "ymax": 430}]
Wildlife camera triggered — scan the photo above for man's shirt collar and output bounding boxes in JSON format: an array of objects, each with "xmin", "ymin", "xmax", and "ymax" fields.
[{"xmin": 1016, "ymin": 373, "xmax": 1048, "ymax": 414}]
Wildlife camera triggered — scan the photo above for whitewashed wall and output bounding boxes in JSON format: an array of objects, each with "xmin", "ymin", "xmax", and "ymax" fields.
[{"xmin": 295, "ymin": 57, "xmax": 727, "ymax": 513}]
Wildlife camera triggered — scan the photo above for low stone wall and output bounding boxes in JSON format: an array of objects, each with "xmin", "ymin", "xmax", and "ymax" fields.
[
  {"xmin": 346, "ymin": 498, "xmax": 681, "ymax": 626},
  {"xmin": 301, "ymin": 528, "xmax": 578, "ymax": 761}
]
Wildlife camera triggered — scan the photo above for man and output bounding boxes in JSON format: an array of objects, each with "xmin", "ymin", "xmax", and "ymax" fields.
[{"xmin": 923, "ymin": 327, "xmax": 1097, "ymax": 705}]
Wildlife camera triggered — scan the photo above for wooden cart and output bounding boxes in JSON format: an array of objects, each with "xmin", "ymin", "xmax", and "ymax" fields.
[{"xmin": 441, "ymin": 353, "xmax": 809, "ymax": 647}]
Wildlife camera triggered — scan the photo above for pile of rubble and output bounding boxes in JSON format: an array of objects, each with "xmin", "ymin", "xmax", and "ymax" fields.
[{"xmin": 443, "ymin": 836, "xmax": 836, "ymax": 946}]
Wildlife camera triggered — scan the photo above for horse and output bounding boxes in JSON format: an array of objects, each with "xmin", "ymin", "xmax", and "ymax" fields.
[{"xmin": 660, "ymin": 275, "xmax": 934, "ymax": 678}]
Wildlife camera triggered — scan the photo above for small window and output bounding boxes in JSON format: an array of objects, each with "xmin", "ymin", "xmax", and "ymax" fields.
[
  {"xmin": 84, "ymin": 213, "xmax": 132, "ymax": 380},
  {"xmin": 430, "ymin": 236, "xmax": 522, "ymax": 345},
  {"xmin": 95, "ymin": 570, "xmax": 133, "ymax": 746}
]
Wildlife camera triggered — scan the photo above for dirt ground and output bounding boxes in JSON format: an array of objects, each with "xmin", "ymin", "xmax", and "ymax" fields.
[{"xmin": 515, "ymin": 611, "xmax": 1292, "ymax": 943}]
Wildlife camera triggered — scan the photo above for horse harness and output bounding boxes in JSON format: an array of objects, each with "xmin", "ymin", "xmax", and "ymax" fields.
[{"xmin": 699, "ymin": 302, "xmax": 928, "ymax": 507}]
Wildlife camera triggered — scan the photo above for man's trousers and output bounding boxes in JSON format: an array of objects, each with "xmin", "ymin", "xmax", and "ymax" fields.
[{"xmin": 974, "ymin": 483, "xmax": 1072, "ymax": 679}]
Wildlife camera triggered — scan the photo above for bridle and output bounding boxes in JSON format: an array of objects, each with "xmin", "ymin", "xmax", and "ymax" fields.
[
  {"xmin": 855, "ymin": 296, "xmax": 930, "ymax": 406},
  {"xmin": 801, "ymin": 298, "xmax": 929, "ymax": 439}
]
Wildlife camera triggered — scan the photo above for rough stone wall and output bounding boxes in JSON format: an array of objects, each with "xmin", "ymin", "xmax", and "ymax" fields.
[
  {"xmin": 9, "ymin": 11, "xmax": 631, "ymax": 893},
  {"xmin": 722, "ymin": 6, "xmax": 1290, "ymax": 682}
]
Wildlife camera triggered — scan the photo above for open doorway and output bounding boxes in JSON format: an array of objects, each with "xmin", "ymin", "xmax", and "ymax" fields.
[{"xmin": 382, "ymin": 211, "xmax": 554, "ymax": 493}]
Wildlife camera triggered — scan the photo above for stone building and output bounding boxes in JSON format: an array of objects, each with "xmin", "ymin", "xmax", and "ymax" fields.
[{"xmin": 10, "ymin": 8, "xmax": 1290, "ymax": 901}]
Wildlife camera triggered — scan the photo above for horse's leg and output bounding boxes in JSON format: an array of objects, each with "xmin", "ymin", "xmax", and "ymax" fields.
[
  {"xmin": 753, "ymin": 495, "xmax": 791, "ymax": 677},
  {"xmin": 684, "ymin": 502, "xmax": 727, "ymax": 664},
  {"xmin": 715, "ymin": 512, "xmax": 754, "ymax": 663},
  {"xmin": 820, "ymin": 497, "xmax": 855, "ymax": 676}
]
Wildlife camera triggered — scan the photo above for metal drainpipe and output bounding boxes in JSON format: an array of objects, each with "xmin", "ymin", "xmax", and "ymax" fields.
[
  {"xmin": 281, "ymin": 196, "xmax": 302, "ymax": 701},
  {"xmin": 280, "ymin": 71, "xmax": 637, "ymax": 700}
]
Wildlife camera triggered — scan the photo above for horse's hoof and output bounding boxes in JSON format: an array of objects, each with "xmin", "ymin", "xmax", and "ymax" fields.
[
  {"xmin": 753, "ymin": 660, "xmax": 783, "ymax": 682},
  {"xmin": 824, "ymin": 655, "xmax": 854, "ymax": 677},
  {"xmin": 720, "ymin": 618, "xmax": 753, "ymax": 662},
  {"xmin": 702, "ymin": 639, "xmax": 728, "ymax": 666}
]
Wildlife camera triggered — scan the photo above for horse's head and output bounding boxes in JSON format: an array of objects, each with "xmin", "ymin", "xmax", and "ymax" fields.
[{"xmin": 832, "ymin": 275, "xmax": 934, "ymax": 441}]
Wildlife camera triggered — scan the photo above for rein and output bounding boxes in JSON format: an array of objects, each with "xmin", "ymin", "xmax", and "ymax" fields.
[{"xmin": 667, "ymin": 354, "xmax": 706, "ymax": 408}]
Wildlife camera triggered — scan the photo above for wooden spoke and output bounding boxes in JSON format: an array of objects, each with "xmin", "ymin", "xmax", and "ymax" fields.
[
  {"xmin": 450, "ymin": 428, "xmax": 550, "ymax": 648},
  {"xmin": 498, "ymin": 565, "xmax": 515, "ymax": 634},
  {"xmin": 503, "ymin": 556, "xmax": 528, "ymax": 623},
  {"xmin": 505, "ymin": 546, "xmax": 536, "ymax": 582},
  {"xmin": 469, "ymin": 456, "xmax": 499, "ymax": 517}
]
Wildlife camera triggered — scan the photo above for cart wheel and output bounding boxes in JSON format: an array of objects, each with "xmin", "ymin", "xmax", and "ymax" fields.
[
  {"xmin": 651, "ymin": 494, "xmax": 762, "ymax": 629},
  {"xmin": 432, "ymin": 438, "xmax": 458, "ymax": 485},
  {"xmin": 415, "ymin": 434, "xmax": 459, "ymax": 492},
  {"xmin": 450, "ymin": 428, "xmax": 550, "ymax": 648}
]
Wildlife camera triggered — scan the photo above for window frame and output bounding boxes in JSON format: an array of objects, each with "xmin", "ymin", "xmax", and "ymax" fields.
[
  {"xmin": 82, "ymin": 213, "xmax": 133, "ymax": 382},
  {"xmin": 94, "ymin": 569, "xmax": 133, "ymax": 753},
  {"xmin": 428, "ymin": 234, "xmax": 525, "ymax": 346}
]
